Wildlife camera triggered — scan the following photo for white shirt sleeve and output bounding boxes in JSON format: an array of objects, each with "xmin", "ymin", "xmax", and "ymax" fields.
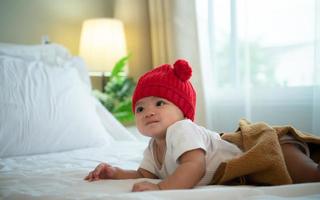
[{"xmin": 166, "ymin": 120, "xmax": 207, "ymax": 163}]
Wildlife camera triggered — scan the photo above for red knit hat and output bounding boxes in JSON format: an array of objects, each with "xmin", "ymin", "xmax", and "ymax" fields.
[{"xmin": 132, "ymin": 59, "xmax": 196, "ymax": 121}]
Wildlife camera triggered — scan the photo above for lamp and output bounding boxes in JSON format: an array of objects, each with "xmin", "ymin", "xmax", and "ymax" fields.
[{"xmin": 79, "ymin": 18, "xmax": 128, "ymax": 77}]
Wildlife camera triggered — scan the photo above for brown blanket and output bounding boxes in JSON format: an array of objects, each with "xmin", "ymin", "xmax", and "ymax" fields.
[{"xmin": 210, "ymin": 119, "xmax": 320, "ymax": 186}]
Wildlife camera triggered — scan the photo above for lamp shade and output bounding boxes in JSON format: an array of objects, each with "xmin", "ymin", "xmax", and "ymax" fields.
[{"xmin": 79, "ymin": 18, "xmax": 127, "ymax": 72}]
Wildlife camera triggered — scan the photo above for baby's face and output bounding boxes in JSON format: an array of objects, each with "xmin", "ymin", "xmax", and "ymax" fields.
[{"xmin": 134, "ymin": 96, "xmax": 184, "ymax": 138}]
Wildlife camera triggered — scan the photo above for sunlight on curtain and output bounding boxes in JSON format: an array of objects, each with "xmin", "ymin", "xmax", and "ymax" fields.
[
  {"xmin": 148, "ymin": 0, "xmax": 207, "ymax": 126},
  {"xmin": 196, "ymin": 0, "xmax": 320, "ymax": 135}
]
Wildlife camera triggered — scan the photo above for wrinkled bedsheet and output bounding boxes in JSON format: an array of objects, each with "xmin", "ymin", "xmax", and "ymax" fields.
[{"xmin": 1, "ymin": 141, "xmax": 319, "ymax": 200}]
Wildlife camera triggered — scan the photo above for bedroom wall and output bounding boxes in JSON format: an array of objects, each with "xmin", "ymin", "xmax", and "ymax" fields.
[
  {"xmin": 0, "ymin": 0, "xmax": 153, "ymax": 88},
  {"xmin": 0, "ymin": 0, "xmax": 114, "ymax": 55},
  {"xmin": 114, "ymin": 0, "xmax": 152, "ymax": 80}
]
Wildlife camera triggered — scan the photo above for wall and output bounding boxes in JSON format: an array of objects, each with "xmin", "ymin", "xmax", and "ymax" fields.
[
  {"xmin": 0, "ymin": 0, "xmax": 114, "ymax": 55},
  {"xmin": 0, "ymin": 0, "xmax": 153, "ymax": 87},
  {"xmin": 114, "ymin": 0, "xmax": 152, "ymax": 79}
]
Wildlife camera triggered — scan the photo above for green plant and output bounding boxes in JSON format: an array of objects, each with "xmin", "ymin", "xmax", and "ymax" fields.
[{"xmin": 93, "ymin": 55, "xmax": 136, "ymax": 124}]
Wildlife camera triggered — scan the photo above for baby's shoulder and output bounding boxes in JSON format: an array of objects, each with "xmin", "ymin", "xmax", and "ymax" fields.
[
  {"xmin": 167, "ymin": 119, "xmax": 220, "ymax": 140},
  {"xmin": 167, "ymin": 119, "xmax": 197, "ymax": 134},
  {"xmin": 169, "ymin": 118, "xmax": 193, "ymax": 127}
]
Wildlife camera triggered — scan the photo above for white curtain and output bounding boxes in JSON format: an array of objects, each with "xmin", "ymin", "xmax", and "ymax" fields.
[
  {"xmin": 196, "ymin": 0, "xmax": 320, "ymax": 135},
  {"xmin": 148, "ymin": 0, "xmax": 207, "ymax": 126}
]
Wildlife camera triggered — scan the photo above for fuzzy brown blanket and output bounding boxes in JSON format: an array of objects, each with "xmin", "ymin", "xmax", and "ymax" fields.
[{"xmin": 210, "ymin": 119, "xmax": 320, "ymax": 186}]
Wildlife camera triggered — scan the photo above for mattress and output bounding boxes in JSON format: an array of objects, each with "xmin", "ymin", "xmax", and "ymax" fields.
[{"xmin": 1, "ymin": 140, "xmax": 319, "ymax": 200}]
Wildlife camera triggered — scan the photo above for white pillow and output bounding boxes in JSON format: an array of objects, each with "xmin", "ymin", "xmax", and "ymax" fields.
[
  {"xmin": 0, "ymin": 43, "xmax": 92, "ymax": 92},
  {"xmin": 94, "ymin": 97, "xmax": 137, "ymax": 141},
  {"xmin": 0, "ymin": 43, "xmax": 70, "ymax": 67},
  {"xmin": 0, "ymin": 55, "xmax": 114, "ymax": 158}
]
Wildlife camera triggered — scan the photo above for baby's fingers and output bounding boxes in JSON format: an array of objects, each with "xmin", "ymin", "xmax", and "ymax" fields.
[
  {"xmin": 85, "ymin": 163, "xmax": 111, "ymax": 182},
  {"xmin": 92, "ymin": 167, "xmax": 104, "ymax": 180},
  {"xmin": 84, "ymin": 171, "xmax": 93, "ymax": 181},
  {"xmin": 94, "ymin": 163, "xmax": 110, "ymax": 179},
  {"xmin": 88, "ymin": 171, "xmax": 99, "ymax": 182},
  {"xmin": 93, "ymin": 163, "xmax": 104, "ymax": 174}
]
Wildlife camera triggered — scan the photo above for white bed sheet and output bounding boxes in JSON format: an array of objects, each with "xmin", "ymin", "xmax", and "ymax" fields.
[{"xmin": 1, "ymin": 140, "xmax": 319, "ymax": 200}]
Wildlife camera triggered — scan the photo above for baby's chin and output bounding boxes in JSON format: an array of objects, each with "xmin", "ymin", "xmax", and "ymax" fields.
[{"xmin": 139, "ymin": 128, "xmax": 166, "ymax": 138}]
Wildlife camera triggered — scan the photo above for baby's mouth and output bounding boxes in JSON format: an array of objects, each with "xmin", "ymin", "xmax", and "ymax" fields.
[{"xmin": 146, "ymin": 120, "xmax": 159, "ymax": 126}]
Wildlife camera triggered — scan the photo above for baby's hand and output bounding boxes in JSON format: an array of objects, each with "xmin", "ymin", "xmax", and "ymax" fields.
[
  {"xmin": 132, "ymin": 181, "xmax": 160, "ymax": 192},
  {"xmin": 84, "ymin": 163, "xmax": 116, "ymax": 182}
]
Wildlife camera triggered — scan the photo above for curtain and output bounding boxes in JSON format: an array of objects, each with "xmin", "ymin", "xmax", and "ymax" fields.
[
  {"xmin": 196, "ymin": 0, "xmax": 320, "ymax": 135},
  {"xmin": 148, "ymin": 0, "xmax": 208, "ymax": 126},
  {"xmin": 148, "ymin": 0, "xmax": 173, "ymax": 66}
]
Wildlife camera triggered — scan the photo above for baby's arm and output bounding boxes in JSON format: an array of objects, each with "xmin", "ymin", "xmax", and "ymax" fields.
[
  {"xmin": 132, "ymin": 148, "xmax": 206, "ymax": 191},
  {"xmin": 84, "ymin": 163, "xmax": 157, "ymax": 181},
  {"xmin": 159, "ymin": 148, "xmax": 206, "ymax": 189}
]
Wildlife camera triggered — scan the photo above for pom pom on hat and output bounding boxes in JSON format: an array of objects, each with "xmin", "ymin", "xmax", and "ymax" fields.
[
  {"xmin": 132, "ymin": 59, "xmax": 196, "ymax": 121},
  {"xmin": 173, "ymin": 59, "xmax": 192, "ymax": 81}
]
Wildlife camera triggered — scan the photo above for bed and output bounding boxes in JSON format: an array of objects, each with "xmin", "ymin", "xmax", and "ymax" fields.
[{"xmin": 0, "ymin": 43, "xmax": 319, "ymax": 200}]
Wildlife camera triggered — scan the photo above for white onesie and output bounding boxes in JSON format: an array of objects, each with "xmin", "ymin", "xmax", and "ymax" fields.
[{"xmin": 139, "ymin": 119, "xmax": 242, "ymax": 186}]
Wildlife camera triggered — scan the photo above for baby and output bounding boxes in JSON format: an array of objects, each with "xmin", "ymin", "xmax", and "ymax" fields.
[{"xmin": 85, "ymin": 59, "xmax": 320, "ymax": 191}]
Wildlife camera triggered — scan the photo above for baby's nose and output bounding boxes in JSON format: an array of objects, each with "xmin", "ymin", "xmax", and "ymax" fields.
[{"xmin": 145, "ymin": 111, "xmax": 155, "ymax": 118}]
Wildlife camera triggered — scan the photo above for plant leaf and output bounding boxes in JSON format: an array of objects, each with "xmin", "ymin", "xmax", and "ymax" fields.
[
  {"xmin": 113, "ymin": 99, "xmax": 132, "ymax": 112},
  {"xmin": 94, "ymin": 53, "xmax": 136, "ymax": 125},
  {"xmin": 92, "ymin": 90, "xmax": 108, "ymax": 101},
  {"xmin": 113, "ymin": 111, "xmax": 135, "ymax": 123},
  {"xmin": 111, "ymin": 54, "xmax": 131, "ymax": 77}
]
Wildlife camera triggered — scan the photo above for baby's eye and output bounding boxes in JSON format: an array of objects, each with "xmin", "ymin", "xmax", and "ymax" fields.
[
  {"xmin": 156, "ymin": 100, "xmax": 165, "ymax": 107},
  {"xmin": 136, "ymin": 106, "xmax": 144, "ymax": 113}
]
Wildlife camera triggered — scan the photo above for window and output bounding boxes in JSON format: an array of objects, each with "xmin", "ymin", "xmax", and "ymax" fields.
[
  {"xmin": 208, "ymin": 0, "xmax": 318, "ymax": 88},
  {"xmin": 196, "ymin": 0, "xmax": 320, "ymax": 134}
]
